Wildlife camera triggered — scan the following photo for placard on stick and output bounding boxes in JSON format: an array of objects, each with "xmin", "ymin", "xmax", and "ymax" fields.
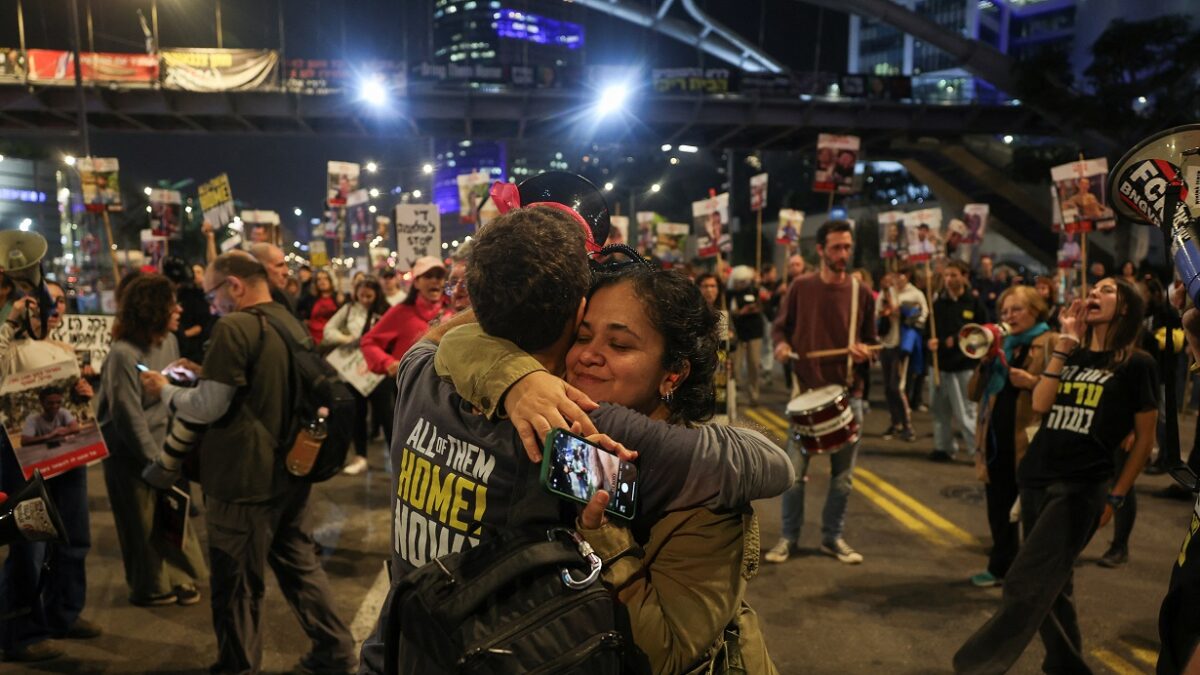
[{"xmin": 393, "ymin": 204, "xmax": 441, "ymax": 272}]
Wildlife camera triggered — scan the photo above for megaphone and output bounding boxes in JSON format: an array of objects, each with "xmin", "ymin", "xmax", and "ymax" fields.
[
  {"xmin": 959, "ymin": 322, "xmax": 1011, "ymax": 362},
  {"xmin": 1108, "ymin": 124, "xmax": 1200, "ymax": 304},
  {"xmin": 0, "ymin": 470, "xmax": 69, "ymax": 546},
  {"xmin": 0, "ymin": 230, "xmax": 54, "ymax": 338}
]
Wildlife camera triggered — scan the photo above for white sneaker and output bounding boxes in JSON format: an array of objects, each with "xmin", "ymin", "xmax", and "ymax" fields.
[
  {"xmin": 764, "ymin": 539, "xmax": 796, "ymax": 564},
  {"xmin": 342, "ymin": 456, "xmax": 368, "ymax": 475},
  {"xmin": 820, "ymin": 538, "xmax": 863, "ymax": 564}
]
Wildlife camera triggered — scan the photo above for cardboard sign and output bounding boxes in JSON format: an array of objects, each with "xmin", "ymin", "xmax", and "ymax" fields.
[
  {"xmin": 149, "ymin": 189, "xmax": 184, "ymax": 240},
  {"xmin": 776, "ymin": 209, "xmax": 803, "ymax": 245},
  {"xmin": 750, "ymin": 173, "xmax": 768, "ymax": 212},
  {"xmin": 1051, "ymin": 157, "xmax": 1115, "ymax": 232},
  {"xmin": 325, "ymin": 345, "xmax": 384, "ymax": 397},
  {"xmin": 813, "ymin": 134, "xmax": 860, "ymax": 194},
  {"xmin": 327, "ymin": 161, "xmax": 360, "ymax": 207},
  {"xmin": 606, "ymin": 215, "xmax": 629, "ymax": 247},
  {"xmin": 198, "ymin": 173, "xmax": 236, "ymax": 228},
  {"xmin": 394, "ymin": 204, "xmax": 441, "ymax": 272},
  {"xmin": 691, "ymin": 193, "xmax": 729, "ymax": 259},
  {"xmin": 49, "ymin": 315, "xmax": 114, "ymax": 375},
  {"xmin": 904, "ymin": 208, "xmax": 943, "ymax": 263},
  {"xmin": 77, "ymin": 157, "xmax": 122, "ymax": 212}
]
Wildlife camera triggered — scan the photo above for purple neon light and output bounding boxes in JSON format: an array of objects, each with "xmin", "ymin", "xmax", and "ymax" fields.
[{"xmin": 494, "ymin": 8, "xmax": 584, "ymax": 50}]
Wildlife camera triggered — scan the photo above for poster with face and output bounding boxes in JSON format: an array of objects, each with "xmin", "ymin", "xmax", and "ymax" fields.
[
  {"xmin": 878, "ymin": 210, "xmax": 906, "ymax": 260},
  {"xmin": 140, "ymin": 229, "xmax": 167, "ymax": 270},
  {"xmin": 904, "ymin": 208, "xmax": 942, "ymax": 262},
  {"xmin": 327, "ymin": 161, "xmax": 360, "ymax": 207},
  {"xmin": 813, "ymin": 134, "xmax": 860, "ymax": 194},
  {"xmin": 346, "ymin": 189, "xmax": 372, "ymax": 242},
  {"xmin": 149, "ymin": 189, "xmax": 183, "ymax": 240},
  {"xmin": 654, "ymin": 222, "xmax": 689, "ymax": 265},
  {"xmin": 457, "ymin": 171, "xmax": 491, "ymax": 226},
  {"xmin": 77, "ymin": 157, "xmax": 122, "ymax": 212},
  {"xmin": 1058, "ymin": 231, "xmax": 1082, "ymax": 269},
  {"xmin": 749, "ymin": 173, "xmax": 768, "ymax": 212},
  {"xmin": 691, "ymin": 192, "xmax": 729, "ymax": 259},
  {"xmin": 776, "ymin": 209, "xmax": 804, "ymax": 245},
  {"xmin": 962, "ymin": 203, "xmax": 989, "ymax": 244},
  {"xmin": 606, "ymin": 215, "xmax": 629, "ymax": 247},
  {"xmin": 240, "ymin": 210, "xmax": 280, "ymax": 245},
  {"xmin": 635, "ymin": 211, "xmax": 660, "ymax": 255},
  {"xmin": 1051, "ymin": 158, "xmax": 1115, "ymax": 233}
]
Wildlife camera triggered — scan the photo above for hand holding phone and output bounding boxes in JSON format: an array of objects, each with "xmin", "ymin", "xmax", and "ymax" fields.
[{"xmin": 541, "ymin": 428, "xmax": 637, "ymax": 520}]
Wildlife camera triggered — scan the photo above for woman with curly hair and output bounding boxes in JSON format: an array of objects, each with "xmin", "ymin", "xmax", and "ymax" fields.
[{"xmin": 97, "ymin": 273, "xmax": 207, "ymax": 607}]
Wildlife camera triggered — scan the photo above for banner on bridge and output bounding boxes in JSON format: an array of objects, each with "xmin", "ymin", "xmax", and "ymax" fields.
[{"xmin": 162, "ymin": 49, "xmax": 278, "ymax": 92}]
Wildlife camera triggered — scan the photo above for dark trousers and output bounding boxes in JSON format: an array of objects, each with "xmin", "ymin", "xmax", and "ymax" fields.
[
  {"xmin": 353, "ymin": 382, "xmax": 394, "ymax": 459},
  {"xmin": 1109, "ymin": 445, "xmax": 1137, "ymax": 552},
  {"xmin": 954, "ymin": 480, "xmax": 1107, "ymax": 675},
  {"xmin": 984, "ymin": 430, "xmax": 1020, "ymax": 579},
  {"xmin": 881, "ymin": 347, "xmax": 911, "ymax": 429},
  {"xmin": 207, "ymin": 483, "xmax": 353, "ymax": 674},
  {"xmin": 908, "ymin": 365, "xmax": 928, "ymax": 410},
  {"xmin": 0, "ymin": 452, "xmax": 90, "ymax": 651}
]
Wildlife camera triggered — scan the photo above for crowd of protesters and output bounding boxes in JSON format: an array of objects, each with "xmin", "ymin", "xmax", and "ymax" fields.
[{"xmin": 5, "ymin": 205, "xmax": 1200, "ymax": 675}]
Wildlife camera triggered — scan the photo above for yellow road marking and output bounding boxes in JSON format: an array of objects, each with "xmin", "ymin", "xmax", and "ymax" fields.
[
  {"xmin": 1119, "ymin": 640, "xmax": 1158, "ymax": 668},
  {"xmin": 743, "ymin": 408, "xmax": 788, "ymax": 436},
  {"xmin": 757, "ymin": 407, "xmax": 792, "ymax": 432},
  {"xmin": 855, "ymin": 480, "xmax": 952, "ymax": 548},
  {"xmin": 1092, "ymin": 648, "xmax": 1147, "ymax": 675},
  {"xmin": 856, "ymin": 468, "xmax": 982, "ymax": 547}
]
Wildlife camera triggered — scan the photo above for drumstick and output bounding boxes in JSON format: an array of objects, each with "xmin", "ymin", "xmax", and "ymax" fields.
[{"xmin": 795, "ymin": 345, "xmax": 885, "ymax": 360}]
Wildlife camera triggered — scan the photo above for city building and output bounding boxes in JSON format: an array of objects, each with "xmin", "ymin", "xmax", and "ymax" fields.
[{"xmin": 432, "ymin": 0, "xmax": 585, "ymax": 68}]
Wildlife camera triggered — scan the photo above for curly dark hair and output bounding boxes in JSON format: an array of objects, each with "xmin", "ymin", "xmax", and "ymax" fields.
[
  {"xmin": 113, "ymin": 273, "xmax": 176, "ymax": 351},
  {"xmin": 591, "ymin": 267, "xmax": 720, "ymax": 425},
  {"xmin": 468, "ymin": 205, "xmax": 591, "ymax": 352}
]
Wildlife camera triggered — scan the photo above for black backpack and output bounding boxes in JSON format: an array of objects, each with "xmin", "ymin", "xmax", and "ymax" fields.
[
  {"xmin": 249, "ymin": 308, "xmax": 356, "ymax": 482},
  {"xmin": 382, "ymin": 527, "xmax": 623, "ymax": 675}
]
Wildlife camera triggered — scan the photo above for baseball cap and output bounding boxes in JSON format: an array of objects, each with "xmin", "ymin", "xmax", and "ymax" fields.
[{"xmin": 410, "ymin": 256, "xmax": 446, "ymax": 279}]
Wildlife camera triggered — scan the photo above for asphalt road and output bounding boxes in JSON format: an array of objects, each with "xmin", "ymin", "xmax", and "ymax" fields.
[{"xmin": 9, "ymin": 372, "xmax": 1196, "ymax": 674}]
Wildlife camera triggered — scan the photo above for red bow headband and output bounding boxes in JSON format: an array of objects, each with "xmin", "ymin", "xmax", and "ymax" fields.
[{"xmin": 488, "ymin": 181, "xmax": 602, "ymax": 254}]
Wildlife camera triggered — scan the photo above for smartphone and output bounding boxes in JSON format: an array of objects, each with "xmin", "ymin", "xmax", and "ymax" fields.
[
  {"xmin": 135, "ymin": 363, "xmax": 150, "ymax": 372},
  {"xmin": 163, "ymin": 365, "xmax": 197, "ymax": 383},
  {"xmin": 540, "ymin": 428, "xmax": 637, "ymax": 520}
]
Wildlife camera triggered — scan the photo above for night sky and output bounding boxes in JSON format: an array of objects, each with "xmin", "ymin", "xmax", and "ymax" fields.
[{"xmin": 0, "ymin": 0, "xmax": 849, "ymax": 247}]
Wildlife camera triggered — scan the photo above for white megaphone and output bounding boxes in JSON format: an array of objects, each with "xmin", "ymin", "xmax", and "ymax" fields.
[
  {"xmin": 958, "ymin": 322, "xmax": 1011, "ymax": 362},
  {"xmin": 0, "ymin": 470, "xmax": 69, "ymax": 546},
  {"xmin": 0, "ymin": 230, "xmax": 54, "ymax": 338}
]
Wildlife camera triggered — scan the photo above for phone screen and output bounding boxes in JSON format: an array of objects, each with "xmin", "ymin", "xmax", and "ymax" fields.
[
  {"xmin": 542, "ymin": 429, "xmax": 637, "ymax": 520},
  {"xmin": 135, "ymin": 363, "xmax": 150, "ymax": 372}
]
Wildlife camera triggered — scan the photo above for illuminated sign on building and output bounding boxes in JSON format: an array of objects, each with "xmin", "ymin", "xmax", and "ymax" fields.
[
  {"xmin": 495, "ymin": 9, "xmax": 584, "ymax": 50},
  {"xmin": 0, "ymin": 187, "xmax": 48, "ymax": 203}
]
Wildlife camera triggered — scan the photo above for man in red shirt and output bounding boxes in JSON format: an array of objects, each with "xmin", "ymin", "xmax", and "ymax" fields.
[{"xmin": 766, "ymin": 220, "xmax": 876, "ymax": 565}]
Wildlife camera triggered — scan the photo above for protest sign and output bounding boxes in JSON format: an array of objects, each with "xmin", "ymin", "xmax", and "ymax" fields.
[
  {"xmin": 346, "ymin": 189, "xmax": 372, "ymax": 242},
  {"xmin": 905, "ymin": 208, "xmax": 942, "ymax": 262},
  {"xmin": 878, "ymin": 211, "xmax": 905, "ymax": 260},
  {"xmin": 155, "ymin": 485, "xmax": 191, "ymax": 549},
  {"xmin": 309, "ymin": 240, "xmax": 329, "ymax": 267},
  {"xmin": 325, "ymin": 345, "xmax": 384, "ymax": 397},
  {"xmin": 607, "ymin": 215, "xmax": 629, "ymax": 247},
  {"xmin": 1051, "ymin": 157, "xmax": 1115, "ymax": 232},
  {"xmin": 962, "ymin": 203, "xmax": 989, "ymax": 244},
  {"xmin": 654, "ymin": 222, "xmax": 689, "ymax": 265},
  {"xmin": 457, "ymin": 171, "xmax": 490, "ymax": 226},
  {"xmin": 198, "ymin": 173, "xmax": 236, "ymax": 228},
  {"xmin": 394, "ymin": 204, "xmax": 441, "ymax": 272},
  {"xmin": 691, "ymin": 193, "xmax": 729, "ymax": 259},
  {"xmin": 140, "ymin": 229, "xmax": 168, "ymax": 270},
  {"xmin": 149, "ymin": 189, "xmax": 183, "ymax": 239},
  {"xmin": 750, "ymin": 173, "xmax": 768, "ymax": 211},
  {"xmin": 77, "ymin": 157, "xmax": 122, "ymax": 212},
  {"xmin": 240, "ymin": 210, "xmax": 280, "ymax": 245},
  {"xmin": 776, "ymin": 209, "xmax": 804, "ymax": 246},
  {"xmin": 327, "ymin": 161, "xmax": 360, "ymax": 207},
  {"xmin": 635, "ymin": 211, "xmax": 660, "ymax": 255},
  {"xmin": 49, "ymin": 314, "xmax": 114, "ymax": 375},
  {"xmin": 813, "ymin": 134, "xmax": 860, "ymax": 194}
]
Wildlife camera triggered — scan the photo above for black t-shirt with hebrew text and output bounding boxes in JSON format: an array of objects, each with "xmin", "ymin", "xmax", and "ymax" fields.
[{"xmin": 1018, "ymin": 349, "xmax": 1158, "ymax": 488}]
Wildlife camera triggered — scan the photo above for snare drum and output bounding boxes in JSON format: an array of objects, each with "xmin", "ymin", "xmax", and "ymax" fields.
[{"xmin": 786, "ymin": 385, "xmax": 859, "ymax": 455}]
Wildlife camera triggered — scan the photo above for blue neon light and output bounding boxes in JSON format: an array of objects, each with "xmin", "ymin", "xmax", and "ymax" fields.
[
  {"xmin": 495, "ymin": 9, "xmax": 584, "ymax": 50},
  {"xmin": 0, "ymin": 187, "xmax": 47, "ymax": 203}
]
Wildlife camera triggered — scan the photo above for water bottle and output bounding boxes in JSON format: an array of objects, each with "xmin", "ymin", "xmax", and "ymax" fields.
[{"xmin": 286, "ymin": 407, "xmax": 329, "ymax": 477}]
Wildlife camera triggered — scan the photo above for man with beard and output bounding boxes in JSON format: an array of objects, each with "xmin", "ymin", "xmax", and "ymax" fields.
[{"xmin": 767, "ymin": 220, "xmax": 877, "ymax": 565}]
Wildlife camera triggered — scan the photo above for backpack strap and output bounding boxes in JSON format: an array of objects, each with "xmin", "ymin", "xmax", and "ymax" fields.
[{"xmin": 245, "ymin": 307, "xmax": 303, "ymax": 445}]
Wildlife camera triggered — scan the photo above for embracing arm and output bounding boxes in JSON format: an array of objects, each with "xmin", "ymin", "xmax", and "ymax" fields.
[{"xmin": 434, "ymin": 321, "xmax": 549, "ymax": 419}]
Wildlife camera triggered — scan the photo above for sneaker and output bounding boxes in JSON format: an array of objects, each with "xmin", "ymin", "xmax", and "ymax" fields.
[
  {"xmin": 928, "ymin": 450, "xmax": 954, "ymax": 463},
  {"xmin": 916, "ymin": 404, "xmax": 929, "ymax": 412},
  {"xmin": 820, "ymin": 538, "xmax": 863, "ymax": 564},
  {"xmin": 342, "ymin": 456, "xmax": 368, "ymax": 476},
  {"xmin": 881, "ymin": 425, "xmax": 901, "ymax": 440},
  {"xmin": 1097, "ymin": 547, "xmax": 1129, "ymax": 568},
  {"xmin": 175, "ymin": 585, "xmax": 202, "ymax": 606},
  {"xmin": 970, "ymin": 571, "xmax": 1001, "ymax": 587},
  {"xmin": 131, "ymin": 591, "xmax": 177, "ymax": 607},
  {"xmin": 764, "ymin": 539, "xmax": 797, "ymax": 564},
  {"xmin": 62, "ymin": 617, "xmax": 102, "ymax": 639},
  {"xmin": 3, "ymin": 641, "xmax": 63, "ymax": 662},
  {"xmin": 900, "ymin": 427, "xmax": 916, "ymax": 443}
]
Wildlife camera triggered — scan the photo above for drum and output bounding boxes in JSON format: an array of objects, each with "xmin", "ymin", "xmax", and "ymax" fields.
[{"xmin": 786, "ymin": 385, "xmax": 858, "ymax": 455}]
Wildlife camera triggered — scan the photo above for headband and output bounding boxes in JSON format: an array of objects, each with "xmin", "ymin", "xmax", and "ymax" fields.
[{"xmin": 489, "ymin": 181, "xmax": 602, "ymax": 254}]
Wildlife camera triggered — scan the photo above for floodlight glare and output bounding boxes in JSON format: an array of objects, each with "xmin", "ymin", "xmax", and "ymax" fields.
[
  {"xmin": 293, "ymin": 207, "xmax": 303, "ymax": 216},
  {"xmin": 678, "ymin": 144, "xmax": 699, "ymax": 153},
  {"xmin": 650, "ymin": 183, "xmax": 661, "ymax": 193},
  {"xmin": 422, "ymin": 163, "xmax": 434, "ymax": 175},
  {"xmin": 661, "ymin": 144, "xmax": 672, "ymax": 152},
  {"xmin": 359, "ymin": 76, "xmax": 389, "ymax": 107},
  {"xmin": 64, "ymin": 155, "xmax": 76, "ymax": 166},
  {"xmin": 369, "ymin": 188, "xmax": 380, "ymax": 198},
  {"xmin": 365, "ymin": 161, "xmax": 378, "ymax": 173},
  {"xmin": 1002, "ymin": 135, "xmax": 1014, "ymax": 144},
  {"xmin": 18, "ymin": 218, "xmax": 32, "ymax": 231},
  {"xmin": 596, "ymin": 83, "xmax": 630, "ymax": 117},
  {"xmin": 603, "ymin": 181, "xmax": 614, "ymax": 191},
  {"xmin": 411, "ymin": 189, "xmax": 423, "ymax": 199},
  {"xmin": 144, "ymin": 187, "xmax": 153, "ymax": 196}
]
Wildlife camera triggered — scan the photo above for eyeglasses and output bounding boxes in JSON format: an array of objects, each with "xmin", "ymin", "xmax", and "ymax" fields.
[
  {"xmin": 444, "ymin": 278, "xmax": 467, "ymax": 295},
  {"xmin": 204, "ymin": 279, "xmax": 229, "ymax": 304}
]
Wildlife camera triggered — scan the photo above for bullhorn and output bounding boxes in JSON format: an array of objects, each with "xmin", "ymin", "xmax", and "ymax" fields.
[
  {"xmin": 0, "ymin": 470, "xmax": 69, "ymax": 546},
  {"xmin": 1108, "ymin": 124, "xmax": 1200, "ymax": 304},
  {"xmin": 958, "ymin": 322, "xmax": 1011, "ymax": 362},
  {"xmin": 0, "ymin": 229, "xmax": 55, "ymax": 338}
]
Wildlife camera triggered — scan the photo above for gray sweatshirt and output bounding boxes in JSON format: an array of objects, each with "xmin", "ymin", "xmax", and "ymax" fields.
[{"xmin": 97, "ymin": 336, "xmax": 179, "ymax": 463}]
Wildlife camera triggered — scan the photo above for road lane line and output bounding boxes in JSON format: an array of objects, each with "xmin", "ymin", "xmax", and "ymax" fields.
[
  {"xmin": 351, "ymin": 563, "xmax": 391, "ymax": 647},
  {"xmin": 856, "ymin": 468, "xmax": 982, "ymax": 547},
  {"xmin": 1092, "ymin": 648, "xmax": 1146, "ymax": 675},
  {"xmin": 1119, "ymin": 640, "xmax": 1158, "ymax": 668},
  {"xmin": 743, "ymin": 408, "xmax": 788, "ymax": 437},
  {"xmin": 856, "ymin": 480, "xmax": 952, "ymax": 548}
]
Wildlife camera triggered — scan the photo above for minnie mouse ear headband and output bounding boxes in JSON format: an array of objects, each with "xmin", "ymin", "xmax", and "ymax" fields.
[{"xmin": 484, "ymin": 171, "xmax": 611, "ymax": 255}]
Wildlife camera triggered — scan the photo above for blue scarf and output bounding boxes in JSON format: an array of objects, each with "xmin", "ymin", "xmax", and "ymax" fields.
[{"xmin": 983, "ymin": 321, "xmax": 1050, "ymax": 398}]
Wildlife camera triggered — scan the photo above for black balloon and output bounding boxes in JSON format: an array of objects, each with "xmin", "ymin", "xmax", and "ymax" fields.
[{"xmin": 479, "ymin": 171, "xmax": 611, "ymax": 246}]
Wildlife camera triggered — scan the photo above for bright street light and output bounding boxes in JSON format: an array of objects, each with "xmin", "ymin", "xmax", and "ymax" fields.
[
  {"xmin": 358, "ymin": 76, "xmax": 389, "ymax": 107},
  {"xmin": 669, "ymin": 157, "xmax": 679, "ymax": 165},
  {"xmin": 678, "ymin": 144, "xmax": 699, "ymax": 153},
  {"xmin": 143, "ymin": 187, "xmax": 153, "ymax": 196},
  {"xmin": 596, "ymin": 83, "xmax": 630, "ymax": 117},
  {"xmin": 368, "ymin": 205, "xmax": 377, "ymax": 213},
  {"xmin": 293, "ymin": 240, "xmax": 302, "ymax": 248},
  {"xmin": 661, "ymin": 144, "xmax": 672, "ymax": 152},
  {"xmin": 1002, "ymin": 135, "xmax": 1014, "ymax": 144},
  {"xmin": 63, "ymin": 155, "xmax": 76, "ymax": 167},
  {"xmin": 650, "ymin": 183, "xmax": 661, "ymax": 193},
  {"xmin": 422, "ymin": 163, "xmax": 434, "ymax": 175},
  {"xmin": 368, "ymin": 188, "xmax": 380, "ymax": 198},
  {"xmin": 293, "ymin": 207, "xmax": 303, "ymax": 216},
  {"xmin": 365, "ymin": 161, "xmax": 378, "ymax": 173},
  {"xmin": 603, "ymin": 182, "xmax": 614, "ymax": 192},
  {"xmin": 18, "ymin": 218, "xmax": 31, "ymax": 231},
  {"xmin": 411, "ymin": 189, "xmax": 423, "ymax": 199}
]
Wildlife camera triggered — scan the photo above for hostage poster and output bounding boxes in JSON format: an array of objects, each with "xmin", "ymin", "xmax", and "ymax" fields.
[
  {"xmin": 750, "ymin": 173, "xmax": 768, "ymax": 212},
  {"xmin": 141, "ymin": 229, "xmax": 168, "ymax": 270},
  {"xmin": 1051, "ymin": 157, "xmax": 1115, "ymax": 233},
  {"xmin": 457, "ymin": 171, "xmax": 490, "ymax": 226},
  {"xmin": 327, "ymin": 161, "xmax": 360, "ymax": 207},
  {"xmin": 654, "ymin": 222, "xmax": 689, "ymax": 265},
  {"xmin": 776, "ymin": 209, "xmax": 804, "ymax": 246},
  {"xmin": 77, "ymin": 157, "xmax": 122, "ymax": 212},
  {"xmin": 635, "ymin": 211, "xmax": 661, "ymax": 255},
  {"xmin": 904, "ymin": 208, "xmax": 942, "ymax": 262},
  {"xmin": 606, "ymin": 215, "xmax": 629, "ymax": 247},
  {"xmin": 240, "ymin": 210, "xmax": 280, "ymax": 245},
  {"xmin": 150, "ymin": 189, "xmax": 184, "ymax": 240},
  {"xmin": 813, "ymin": 134, "xmax": 859, "ymax": 195},
  {"xmin": 346, "ymin": 189, "xmax": 372, "ymax": 242},
  {"xmin": 878, "ymin": 211, "xmax": 906, "ymax": 260},
  {"xmin": 691, "ymin": 193, "xmax": 730, "ymax": 259},
  {"xmin": 199, "ymin": 173, "xmax": 236, "ymax": 228}
]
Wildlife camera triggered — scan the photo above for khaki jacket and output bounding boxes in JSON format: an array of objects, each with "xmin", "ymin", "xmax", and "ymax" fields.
[
  {"xmin": 967, "ymin": 331, "xmax": 1057, "ymax": 479},
  {"xmin": 580, "ymin": 509, "xmax": 778, "ymax": 675}
]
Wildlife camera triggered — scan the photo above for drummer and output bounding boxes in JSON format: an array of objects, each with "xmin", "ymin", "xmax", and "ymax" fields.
[{"xmin": 768, "ymin": 220, "xmax": 878, "ymax": 565}]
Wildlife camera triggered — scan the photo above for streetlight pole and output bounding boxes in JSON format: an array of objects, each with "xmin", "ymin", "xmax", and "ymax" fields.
[
  {"xmin": 67, "ymin": 0, "xmax": 90, "ymax": 157},
  {"xmin": 215, "ymin": 0, "xmax": 224, "ymax": 49}
]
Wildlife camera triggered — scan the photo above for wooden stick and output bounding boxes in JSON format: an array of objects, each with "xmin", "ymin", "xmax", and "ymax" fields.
[
  {"xmin": 100, "ymin": 210, "xmax": 121, "ymax": 287},
  {"xmin": 798, "ymin": 344, "xmax": 884, "ymax": 359},
  {"xmin": 1080, "ymin": 230, "xmax": 1089, "ymax": 298},
  {"xmin": 925, "ymin": 257, "xmax": 940, "ymax": 387},
  {"xmin": 755, "ymin": 207, "xmax": 763, "ymax": 274}
]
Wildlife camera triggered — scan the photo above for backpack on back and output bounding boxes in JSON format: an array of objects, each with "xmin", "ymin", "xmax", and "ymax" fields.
[
  {"xmin": 382, "ymin": 527, "xmax": 623, "ymax": 675},
  {"xmin": 250, "ymin": 308, "xmax": 356, "ymax": 482}
]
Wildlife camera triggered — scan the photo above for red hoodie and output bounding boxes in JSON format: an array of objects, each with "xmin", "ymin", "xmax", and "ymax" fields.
[{"xmin": 361, "ymin": 295, "xmax": 447, "ymax": 374}]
